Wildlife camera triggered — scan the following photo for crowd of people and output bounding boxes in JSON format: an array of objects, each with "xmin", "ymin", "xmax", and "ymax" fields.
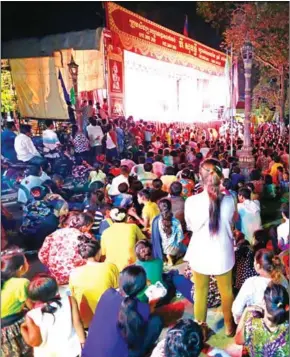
[{"xmin": 1, "ymin": 110, "xmax": 289, "ymax": 357}]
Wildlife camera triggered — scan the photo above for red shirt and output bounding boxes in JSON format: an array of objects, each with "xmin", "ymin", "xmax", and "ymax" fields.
[
  {"xmin": 102, "ymin": 103, "xmax": 108, "ymax": 113},
  {"xmin": 109, "ymin": 167, "xmax": 121, "ymax": 177}
]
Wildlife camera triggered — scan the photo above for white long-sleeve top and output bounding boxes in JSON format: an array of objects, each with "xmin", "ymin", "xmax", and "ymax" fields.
[
  {"xmin": 232, "ymin": 275, "xmax": 289, "ymax": 324},
  {"xmin": 184, "ymin": 191, "xmax": 236, "ymax": 276},
  {"xmin": 14, "ymin": 133, "xmax": 40, "ymax": 162}
]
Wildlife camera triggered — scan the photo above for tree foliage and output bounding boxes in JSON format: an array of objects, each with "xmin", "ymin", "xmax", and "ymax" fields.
[
  {"xmin": 1, "ymin": 63, "xmax": 17, "ymax": 114},
  {"xmin": 197, "ymin": 2, "xmax": 289, "ymax": 119}
]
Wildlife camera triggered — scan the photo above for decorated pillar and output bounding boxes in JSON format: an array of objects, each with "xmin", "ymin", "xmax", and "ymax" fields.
[
  {"xmin": 103, "ymin": 26, "xmax": 125, "ymax": 118},
  {"xmin": 239, "ymin": 41, "xmax": 255, "ymax": 177}
]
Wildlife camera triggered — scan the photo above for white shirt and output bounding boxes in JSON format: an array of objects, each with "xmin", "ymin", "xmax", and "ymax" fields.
[
  {"xmin": 200, "ymin": 147, "xmax": 210, "ymax": 158},
  {"xmin": 108, "ymin": 174, "xmax": 129, "ymax": 196},
  {"xmin": 277, "ymin": 219, "xmax": 289, "ymax": 249},
  {"xmin": 42, "ymin": 129, "xmax": 60, "ymax": 158},
  {"xmin": 27, "ymin": 296, "xmax": 81, "ymax": 357},
  {"xmin": 237, "ymin": 200, "xmax": 262, "ymax": 243},
  {"xmin": 222, "ymin": 168, "xmax": 230, "ymax": 179},
  {"xmin": 106, "ymin": 133, "xmax": 116, "ymax": 149},
  {"xmin": 184, "ymin": 191, "xmax": 235, "ymax": 275},
  {"xmin": 87, "ymin": 124, "xmax": 104, "ymax": 147},
  {"xmin": 14, "ymin": 133, "xmax": 40, "ymax": 162},
  {"xmin": 232, "ymin": 276, "xmax": 288, "ymax": 324}
]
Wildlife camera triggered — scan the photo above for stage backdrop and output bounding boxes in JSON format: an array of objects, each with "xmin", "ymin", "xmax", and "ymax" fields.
[{"xmin": 105, "ymin": 2, "xmax": 227, "ymax": 118}]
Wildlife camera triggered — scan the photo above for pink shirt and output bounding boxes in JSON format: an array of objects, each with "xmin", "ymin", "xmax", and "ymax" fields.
[{"xmin": 152, "ymin": 162, "xmax": 166, "ymax": 177}]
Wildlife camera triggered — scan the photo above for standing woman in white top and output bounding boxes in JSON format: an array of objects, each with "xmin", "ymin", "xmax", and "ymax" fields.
[
  {"xmin": 184, "ymin": 159, "xmax": 236, "ymax": 337},
  {"xmin": 20, "ymin": 274, "xmax": 85, "ymax": 357}
]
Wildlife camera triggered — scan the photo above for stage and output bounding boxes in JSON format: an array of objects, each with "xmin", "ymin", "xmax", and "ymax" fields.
[{"xmin": 124, "ymin": 50, "xmax": 227, "ymax": 123}]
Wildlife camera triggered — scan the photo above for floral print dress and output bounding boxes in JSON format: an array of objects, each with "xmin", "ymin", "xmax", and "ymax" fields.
[
  {"xmin": 72, "ymin": 133, "xmax": 90, "ymax": 154},
  {"xmin": 244, "ymin": 311, "xmax": 289, "ymax": 357}
]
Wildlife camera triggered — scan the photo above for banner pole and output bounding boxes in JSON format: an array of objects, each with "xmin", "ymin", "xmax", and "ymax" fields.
[{"xmin": 230, "ymin": 44, "xmax": 234, "ymax": 156}]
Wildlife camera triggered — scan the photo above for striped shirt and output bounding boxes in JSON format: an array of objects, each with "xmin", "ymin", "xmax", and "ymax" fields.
[{"xmin": 84, "ymin": 206, "xmax": 104, "ymax": 234}]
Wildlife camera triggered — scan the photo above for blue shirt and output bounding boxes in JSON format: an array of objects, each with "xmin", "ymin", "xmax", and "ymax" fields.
[
  {"xmin": 231, "ymin": 173, "xmax": 245, "ymax": 188},
  {"xmin": 1, "ymin": 129, "xmax": 17, "ymax": 162},
  {"xmin": 82, "ymin": 288, "xmax": 150, "ymax": 357},
  {"xmin": 113, "ymin": 193, "xmax": 133, "ymax": 208}
]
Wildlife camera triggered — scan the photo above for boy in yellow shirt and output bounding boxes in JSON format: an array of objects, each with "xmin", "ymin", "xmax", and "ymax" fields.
[{"xmin": 128, "ymin": 189, "xmax": 160, "ymax": 233}]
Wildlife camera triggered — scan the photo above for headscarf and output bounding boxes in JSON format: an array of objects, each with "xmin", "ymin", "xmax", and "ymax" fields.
[{"xmin": 109, "ymin": 208, "xmax": 126, "ymax": 222}]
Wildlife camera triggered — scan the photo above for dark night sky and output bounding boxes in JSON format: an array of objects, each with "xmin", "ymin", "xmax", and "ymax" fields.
[{"xmin": 2, "ymin": 1, "xmax": 222, "ymax": 50}]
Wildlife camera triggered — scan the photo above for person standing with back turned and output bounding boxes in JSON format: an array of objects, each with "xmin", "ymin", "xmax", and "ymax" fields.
[{"xmin": 184, "ymin": 159, "xmax": 236, "ymax": 337}]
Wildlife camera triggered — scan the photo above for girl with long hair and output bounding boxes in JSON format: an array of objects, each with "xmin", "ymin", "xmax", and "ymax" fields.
[
  {"xmin": 232, "ymin": 249, "xmax": 288, "ymax": 324},
  {"xmin": 82, "ymin": 265, "xmax": 163, "ymax": 357},
  {"xmin": 21, "ymin": 274, "xmax": 85, "ymax": 357},
  {"xmin": 184, "ymin": 158, "xmax": 236, "ymax": 337},
  {"xmin": 151, "ymin": 199, "xmax": 185, "ymax": 266},
  {"xmin": 235, "ymin": 283, "xmax": 289, "ymax": 356},
  {"xmin": 1, "ymin": 249, "xmax": 31, "ymax": 357}
]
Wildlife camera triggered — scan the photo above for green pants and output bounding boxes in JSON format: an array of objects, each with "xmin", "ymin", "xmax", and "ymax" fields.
[{"xmin": 193, "ymin": 269, "xmax": 234, "ymax": 329}]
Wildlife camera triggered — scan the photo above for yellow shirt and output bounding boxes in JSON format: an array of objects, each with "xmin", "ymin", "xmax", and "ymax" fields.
[
  {"xmin": 1, "ymin": 277, "xmax": 29, "ymax": 318},
  {"xmin": 166, "ymin": 132, "xmax": 171, "ymax": 145},
  {"xmin": 160, "ymin": 175, "xmax": 177, "ymax": 192},
  {"xmin": 89, "ymin": 170, "xmax": 106, "ymax": 185},
  {"xmin": 101, "ymin": 223, "xmax": 145, "ymax": 271},
  {"xmin": 142, "ymin": 201, "xmax": 160, "ymax": 232},
  {"xmin": 69, "ymin": 262, "xmax": 119, "ymax": 314}
]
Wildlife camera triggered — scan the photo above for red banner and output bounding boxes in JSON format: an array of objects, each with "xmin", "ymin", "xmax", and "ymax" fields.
[
  {"xmin": 106, "ymin": 2, "xmax": 226, "ymax": 68},
  {"xmin": 109, "ymin": 59, "xmax": 123, "ymax": 94},
  {"xmin": 110, "ymin": 95, "xmax": 124, "ymax": 117}
]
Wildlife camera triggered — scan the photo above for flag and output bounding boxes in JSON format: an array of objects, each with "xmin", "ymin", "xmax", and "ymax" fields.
[
  {"xmin": 183, "ymin": 15, "xmax": 188, "ymax": 37},
  {"xmin": 58, "ymin": 70, "xmax": 70, "ymax": 103},
  {"xmin": 70, "ymin": 87, "xmax": 76, "ymax": 106}
]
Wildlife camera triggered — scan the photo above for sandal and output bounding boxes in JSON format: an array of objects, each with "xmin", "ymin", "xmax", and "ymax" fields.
[{"xmin": 225, "ymin": 324, "xmax": 236, "ymax": 338}]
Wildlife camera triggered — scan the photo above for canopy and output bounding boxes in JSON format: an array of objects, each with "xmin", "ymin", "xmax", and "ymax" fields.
[
  {"xmin": 2, "ymin": 28, "xmax": 103, "ymax": 59},
  {"xmin": 3, "ymin": 29, "xmax": 105, "ymax": 120}
]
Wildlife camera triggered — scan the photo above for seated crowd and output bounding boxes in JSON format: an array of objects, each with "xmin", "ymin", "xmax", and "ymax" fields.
[{"xmin": 1, "ymin": 116, "xmax": 289, "ymax": 357}]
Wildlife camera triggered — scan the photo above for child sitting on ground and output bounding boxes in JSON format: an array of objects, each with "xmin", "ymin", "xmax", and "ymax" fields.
[
  {"xmin": 134, "ymin": 240, "xmax": 176, "ymax": 306},
  {"xmin": 112, "ymin": 183, "xmax": 133, "ymax": 208},
  {"xmin": 88, "ymin": 163, "xmax": 106, "ymax": 188}
]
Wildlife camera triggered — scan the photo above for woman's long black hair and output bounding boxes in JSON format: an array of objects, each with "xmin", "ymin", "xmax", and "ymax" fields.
[
  {"xmin": 264, "ymin": 283, "xmax": 289, "ymax": 325},
  {"xmin": 200, "ymin": 159, "xmax": 224, "ymax": 235},
  {"xmin": 28, "ymin": 274, "xmax": 62, "ymax": 320},
  {"xmin": 117, "ymin": 265, "xmax": 147, "ymax": 352}
]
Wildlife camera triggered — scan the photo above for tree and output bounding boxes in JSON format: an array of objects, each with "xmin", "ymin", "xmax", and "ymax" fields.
[
  {"xmin": 197, "ymin": 2, "xmax": 289, "ymax": 127},
  {"xmin": 1, "ymin": 61, "xmax": 17, "ymax": 115}
]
